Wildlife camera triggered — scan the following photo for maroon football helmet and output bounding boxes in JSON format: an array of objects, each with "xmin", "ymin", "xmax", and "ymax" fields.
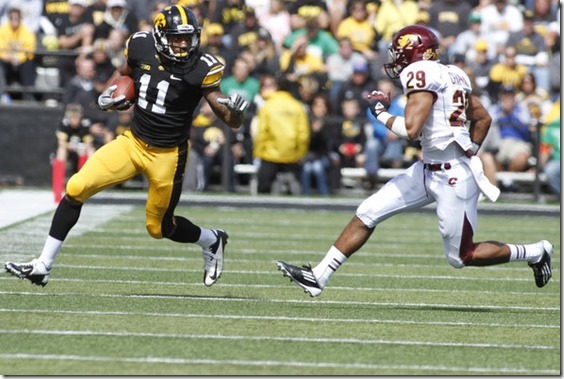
[{"xmin": 384, "ymin": 25, "xmax": 440, "ymax": 79}]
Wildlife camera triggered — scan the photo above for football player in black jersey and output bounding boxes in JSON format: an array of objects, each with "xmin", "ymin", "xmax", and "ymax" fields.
[{"xmin": 5, "ymin": 5, "xmax": 249, "ymax": 288}]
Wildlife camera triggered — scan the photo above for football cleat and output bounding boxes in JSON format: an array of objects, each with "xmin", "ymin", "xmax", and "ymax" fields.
[
  {"xmin": 5, "ymin": 259, "xmax": 50, "ymax": 287},
  {"xmin": 203, "ymin": 229, "xmax": 228, "ymax": 287},
  {"xmin": 528, "ymin": 240, "xmax": 553, "ymax": 288},
  {"xmin": 276, "ymin": 261, "xmax": 323, "ymax": 297}
]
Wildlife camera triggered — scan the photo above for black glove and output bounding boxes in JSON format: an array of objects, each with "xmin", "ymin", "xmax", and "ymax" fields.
[{"xmin": 367, "ymin": 90, "xmax": 390, "ymax": 117}]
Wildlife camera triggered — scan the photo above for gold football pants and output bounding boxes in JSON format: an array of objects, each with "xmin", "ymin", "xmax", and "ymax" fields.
[{"xmin": 66, "ymin": 130, "xmax": 188, "ymax": 239}]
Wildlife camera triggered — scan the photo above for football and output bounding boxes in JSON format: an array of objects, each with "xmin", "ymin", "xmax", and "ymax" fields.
[{"xmin": 110, "ymin": 75, "xmax": 135, "ymax": 102}]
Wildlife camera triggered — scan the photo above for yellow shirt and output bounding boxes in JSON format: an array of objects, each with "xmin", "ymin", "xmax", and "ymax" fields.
[
  {"xmin": 489, "ymin": 63, "xmax": 528, "ymax": 88},
  {"xmin": 254, "ymin": 91, "xmax": 310, "ymax": 163},
  {"xmin": 374, "ymin": 0, "xmax": 419, "ymax": 42},
  {"xmin": 279, "ymin": 50, "xmax": 325, "ymax": 77},
  {"xmin": 0, "ymin": 23, "xmax": 36, "ymax": 63},
  {"xmin": 336, "ymin": 17, "xmax": 376, "ymax": 53}
]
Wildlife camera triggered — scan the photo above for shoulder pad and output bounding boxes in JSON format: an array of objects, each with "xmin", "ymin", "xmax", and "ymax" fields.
[{"xmin": 200, "ymin": 53, "xmax": 225, "ymax": 88}]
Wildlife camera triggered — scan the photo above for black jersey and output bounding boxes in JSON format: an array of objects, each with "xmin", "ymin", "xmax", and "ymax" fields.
[
  {"xmin": 125, "ymin": 31, "xmax": 225, "ymax": 148},
  {"xmin": 56, "ymin": 117, "xmax": 94, "ymax": 144}
]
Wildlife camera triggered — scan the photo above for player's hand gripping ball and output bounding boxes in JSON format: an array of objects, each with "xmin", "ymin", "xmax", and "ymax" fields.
[{"xmin": 98, "ymin": 76, "xmax": 135, "ymax": 111}]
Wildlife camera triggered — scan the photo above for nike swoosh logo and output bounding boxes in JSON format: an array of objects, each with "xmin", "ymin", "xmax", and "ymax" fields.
[
  {"xmin": 170, "ymin": 74, "xmax": 182, "ymax": 81},
  {"xmin": 208, "ymin": 261, "xmax": 219, "ymax": 281}
]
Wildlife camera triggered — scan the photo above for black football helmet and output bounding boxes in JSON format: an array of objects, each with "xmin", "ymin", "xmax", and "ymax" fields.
[
  {"xmin": 384, "ymin": 25, "xmax": 440, "ymax": 79},
  {"xmin": 153, "ymin": 5, "xmax": 201, "ymax": 65}
]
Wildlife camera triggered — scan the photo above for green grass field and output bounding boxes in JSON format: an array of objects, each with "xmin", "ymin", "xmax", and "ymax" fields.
[{"xmin": 0, "ymin": 203, "xmax": 560, "ymax": 375}]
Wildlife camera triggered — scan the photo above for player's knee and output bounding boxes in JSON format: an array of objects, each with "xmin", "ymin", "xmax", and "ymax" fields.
[
  {"xmin": 146, "ymin": 222, "xmax": 163, "ymax": 239},
  {"xmin": 66, "ymin": 174, "xmax": 85, "ymax": 199}
]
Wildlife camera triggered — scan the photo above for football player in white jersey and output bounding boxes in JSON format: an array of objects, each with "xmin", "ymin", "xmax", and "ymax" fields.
[{"xmin": 277, "ymin": 25, "xmax": 554, "ymax": 297}]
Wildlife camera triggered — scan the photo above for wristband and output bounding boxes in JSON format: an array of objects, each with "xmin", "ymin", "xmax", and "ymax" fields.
[
  {"xmin": 390, "ymin": 116, "xmax": 408, "ymax": 138},
  {"xmin": 376, "ymin": 111, "xmax": 393, "ymax": 125}
]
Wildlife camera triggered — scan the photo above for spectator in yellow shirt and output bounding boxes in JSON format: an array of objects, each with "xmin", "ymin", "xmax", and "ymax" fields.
[
  {"xmin": 373, "ymin": 0, "xmax": 419, "ymax": 53},
  {"xmin": 280, "ymin": 35, "xmax": 326, "ymax": 82},
  {"xmin": 253, "ymin": 75, "xmax": 310, "ymax": 194},
  {"xmin": 336, "ymin": 0, "xmax": 378, "ymax": 60},
  {"xmin": 0, "ymin": 7, "xmax": 37, "ymax": 96},
  {"xmin": 489, "ymin": 46, "xmax": 528, "ymax": 98}
]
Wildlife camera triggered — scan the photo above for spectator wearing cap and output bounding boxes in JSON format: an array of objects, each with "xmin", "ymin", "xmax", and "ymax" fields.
[
  {"xmin": 286, "ymin": 0, "xmax": 330, "ymax": 31},
  {"xmin": 256, "ymin": 0, "xmax": 291, "ymax": 54},
  {"xmin": 92, "ymin": 0, "xmax": 138, "ymax": 41},
  {"xmin": 490, "ymin": 84, "xmax": 535, "ymax": 173},
  {"xmin": 466, "ymin": 39, "xmax": 498, "ymax": 99},
  {"xmin": 252, "ymin": 29, "xmax": 281, "ymax": 77},
  {"xmin": 283, "ymin": 17, "xmax": 339, "ymax": 61},
  {"xmin": 209, "ymin": 0, "xmax": 246, "ymax": 48},
  {"xmin": 451, "ymin": 12, "xmax": 495, "ymax": 63},
  {"xmin": 230, "ymin": 6, "xmax": 270, "ymax": 55},
  {"xmin": 201, "ymin": 23, "xmax": 235, "ymax": 75},
  {"xmin": 479, "ymin": 0, "xmax": 524, "ymax": 56},
  {"xmin": 506, "ymin": 9, "xmax": 550, "ymax": 92},
  {"xmin": 333, "ymin": 60, "xmax": 376, "ymax": 117},
  {"xmin": 335, "ymin": 0, "xmax": 377, "ymax": 60},
  {"xmin": 41, "ymin": 0, "xmax": 72, "ymax": 38},
  {"xmin": 489, "ymin": 46, "xmax": 528, "ymax": 99},
  {"xmin": 427, "ymin": 0, "xmax": 472, "ymax": 57}
]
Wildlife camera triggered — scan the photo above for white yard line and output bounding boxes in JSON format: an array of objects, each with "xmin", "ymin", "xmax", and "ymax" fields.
[
  {"xmin": 1, "ymin": 276, "xmax": 557, "ymax": 297},
  {"xmin": 0, "ymin": 291, "xmax": 559, "ymax": 312},
  {"xmin": 0, "ymin": 329, "xmax": 557, "ymax": 350},
  {"xmin": 0, "ymin": 308, "xmax": 558, "ymax": 330},
  {"xmin": 0, "ymin": 353, "xmax": 558, "ymax": 375}
]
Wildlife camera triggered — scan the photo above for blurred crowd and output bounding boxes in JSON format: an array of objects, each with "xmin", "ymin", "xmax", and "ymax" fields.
[{"xmin": 0, "ymin": 0, "xmax": 560, "ymax": 197}]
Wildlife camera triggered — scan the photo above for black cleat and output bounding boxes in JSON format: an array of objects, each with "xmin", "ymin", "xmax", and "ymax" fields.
[
  {"xmin": 276, "ymin": 261, "xmax": 323, "ymax": 297},
  {"xmin": 528, "ymin": 240, "xmax": 553, "ymax": 288}
]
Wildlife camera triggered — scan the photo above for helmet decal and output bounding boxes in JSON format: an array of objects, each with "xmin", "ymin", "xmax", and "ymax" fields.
[
  {"xmin": 155, "ymin": 12, "xmax": 166, "ymax": 29},
  {"xmin": 397, "ymin": 34, "xmax": 417, "ymax": 50},
  {"xmin": 422, "ymin": 48, "xmax": 437, "ymax": 61}
]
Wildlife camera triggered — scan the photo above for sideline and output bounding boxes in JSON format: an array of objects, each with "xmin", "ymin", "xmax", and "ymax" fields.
[
  {"xmin": 0, "ymin": 189, "xmax": 56, "ymax": 229},
  {"xmin": 0, "ymin": 188, "xmax": 559, "ymax": 232}
]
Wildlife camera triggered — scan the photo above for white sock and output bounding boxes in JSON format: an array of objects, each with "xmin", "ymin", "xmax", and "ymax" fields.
[
  {"xmin": 507, "ymin": 242, "xmax": 545, "ymax": 263},
  {"xmin": 312, "ymin": 246, "xmax": 347, "ymax": 288},
  {"xmin": 197, "ymin": 228, "xmax": 217, "ymax": 248},
  {"xmin": 38, "ymin": 235, "xmax": 64, "ymax": 270}
]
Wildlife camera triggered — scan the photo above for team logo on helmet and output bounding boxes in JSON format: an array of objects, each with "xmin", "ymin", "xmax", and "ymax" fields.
[
  {"xmin": 155, "ymin": 13, "xmax": 166, "ymax": 29},
  {"xmin": 422, "ymin": 48, "xmax": 437, "ymax": 61},
  {"xmin": 397, "ymin": 34, "xmax": 416, "ymax": 50}
]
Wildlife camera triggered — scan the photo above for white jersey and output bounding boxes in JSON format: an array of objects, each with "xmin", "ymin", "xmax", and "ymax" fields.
[{"xmin": 399, "ymin": 60, "xmax": 473, "ymax": 162}]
